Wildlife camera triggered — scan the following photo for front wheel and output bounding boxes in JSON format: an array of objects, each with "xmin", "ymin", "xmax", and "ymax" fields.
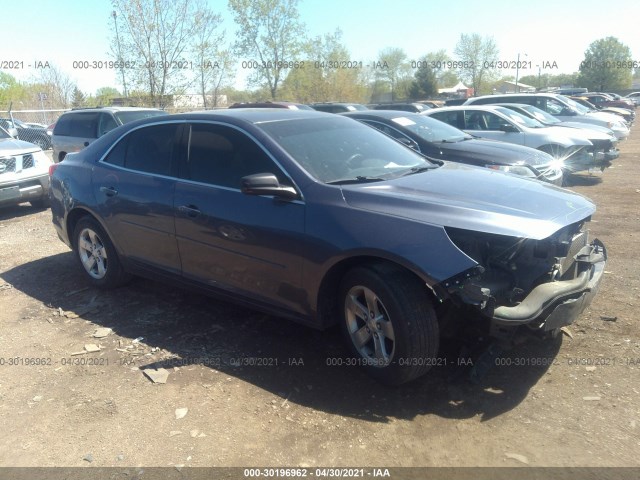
[
  {"xmin": 72, "ymin": 217, "xmax": 130, "ymax": 289},
  {"xmin": 339, "ymin": 265, "xmax": 439, "ymax": 385}
]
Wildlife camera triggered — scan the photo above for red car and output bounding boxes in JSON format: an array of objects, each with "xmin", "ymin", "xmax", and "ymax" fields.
[{"xmin": 582, "ymin": 93, "xmax": 635, "ymax": 111}]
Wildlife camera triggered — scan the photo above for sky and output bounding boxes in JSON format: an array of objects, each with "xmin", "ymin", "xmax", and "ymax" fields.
[{"xmin": 3, "ymin": 0, "xmax": 640, "ymax": 95}]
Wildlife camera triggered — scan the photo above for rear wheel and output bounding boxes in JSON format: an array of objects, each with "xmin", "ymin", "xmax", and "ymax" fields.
[
  {"xmin": 339, "ymin": 265, "xmax": 439, "ymax": 385},
  {"xmin": 72, "ymin": 217, "xmax": 130, "ymax": 289}
]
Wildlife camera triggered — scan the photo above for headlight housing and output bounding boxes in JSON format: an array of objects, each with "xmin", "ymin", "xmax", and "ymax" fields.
[
  {"xmin": 32, "ymin": 150, "xmax": 53, "ymax": 167},
  {"xmin": 487, "ymin": 164, "xmax": 537, "ymax": 178}
]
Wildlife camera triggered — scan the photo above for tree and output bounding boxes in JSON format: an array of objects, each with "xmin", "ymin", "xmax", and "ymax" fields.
[
  {"xmin": 71, "ymin": 87, "xmax": 87, "ymax": 108},
  {"xmin": 454, "ymin": 33, "xmax": 499, "ymax": 96},
  {"xmin": 280, "ymin": 29, "xmax": 368, "ymax": 103},
  {"xmin": 110, "ymin": 0, "xmax": 204, "ymax": 107},
  {"xmin": 409, "ymin": 56, "xmax": 437, "ymax": 100},
  {"xmin": 0, "ymin": 73, "xmax": 30, "ymax": 108},
  {"xmin": 421, "ymin": 49, "xmax": 458, "ymax": 88},
  {"xmin": 577, "ymin": 37, "xmax": 633, "ymax": 91},
  {"xmin": 191, "ymin": 8, "xmax": 228, "ymax": 108},
  {"xmin": 35, "ymin": 65, "xmax": 77, "ymax": 108},
  {"xmin": 374, "ymin": 47, "xmax": 411, "ymax": 101},
  {"xmin": 95, "ymin": 87, "xmax": 121, "ymax": 106},
  {"xmin": 228, "ymin": 0, "xmax": 306, "ymax": 100}
]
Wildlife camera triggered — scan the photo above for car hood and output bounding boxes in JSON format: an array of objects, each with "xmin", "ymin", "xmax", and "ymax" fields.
[
  {"xmin": 341, "ymin": 162, "xmax": 595, "ymax": 240},
  {"xmin": 439, "ymin": 138, "xmax": 553, "ymax": 166},
  {"xmin": 0, "ymin": 138, "xmax": 41, "ymax": 155},
  {"xmin": 525, "ymin": 126, "xmax": 592, "ymax": 146},
  {"xmin": 557, "ymin": 122, "xmax": 615, "ymax": 137},
  {"xmin": 587, "ymin": 111, "xmax": 627, "ymax": 125}
]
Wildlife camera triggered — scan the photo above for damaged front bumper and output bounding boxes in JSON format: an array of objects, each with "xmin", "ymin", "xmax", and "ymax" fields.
[{"xmin": 492, "ymin": 239, "xmax": 606, "ymax": 331}]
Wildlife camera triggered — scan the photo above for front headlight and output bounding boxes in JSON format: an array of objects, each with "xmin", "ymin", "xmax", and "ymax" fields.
[
  {"xmin": 487, "ymin": 164, "xmax": 537, "ymax": 178},
  {"xmin": 32, "ymin": 150, "xmax": 53, "ymax": 167}
]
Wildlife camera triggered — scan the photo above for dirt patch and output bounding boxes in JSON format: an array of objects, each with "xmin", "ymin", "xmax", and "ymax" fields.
[{"xmin": 0, "ymin": 125, "xmax": 639, "ymax": 469}]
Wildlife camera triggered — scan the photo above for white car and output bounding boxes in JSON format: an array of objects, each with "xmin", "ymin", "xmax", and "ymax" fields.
[
  {"xmin": 625, "ymin": 92, "xmax": 640, "ymax": 107},
  {"xmin": 0, "ymin": 126, "xmax": 53, "ymax": 208},
  {"xmin": 424, "ymin": 105, "xmax": 598, "ymax": 175},
  {"xmin": 464, "ymin": 93, "xmax": 630, "ymax": 140}
]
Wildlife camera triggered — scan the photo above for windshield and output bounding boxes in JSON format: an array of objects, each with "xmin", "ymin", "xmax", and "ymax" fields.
[
  {"xmin": 257, "ymin": 116, "xmax": 437, "ymax": 183},
  {"xmin": 494, "ymin": 107, "xmax": 544, "ymax": 128},
  {"xmin": 518, "ymin": 105, "xmax": 561, "ymax": 124},
  {"xmin": 0, "ymin": 127, "xmax": 10, "ymax": 139},
  {"xmin": 558, "ymin": 95, "xmax": 589, "ymax": 114},
  {"xmin": 390, "ymin": 114, "xmax": 470, "ymax": 142},
  {"xmin": 114, "ymin": 110, "xmax": 167, "ymax": 125}
]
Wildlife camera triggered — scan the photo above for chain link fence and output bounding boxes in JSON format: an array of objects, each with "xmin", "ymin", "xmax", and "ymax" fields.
[{"xmin": 0, "ymin": 109, "xmax": 69, "ymax": 150}]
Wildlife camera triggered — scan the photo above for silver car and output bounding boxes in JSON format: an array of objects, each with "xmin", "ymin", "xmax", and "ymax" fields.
[
  {"xmin": 52, "ymin": 107, "xmax": 166, "ymax": 163},
  {"xmin": 424, "ymin": 105, "xmax": 597, "ymax": 176},
  {"xmin": 0, "ymin": 126, "xmax": 53, "ymax": 208},
  {"xmin": 464, "ymin": 93, "xmax": 630, "ymax": 140}
]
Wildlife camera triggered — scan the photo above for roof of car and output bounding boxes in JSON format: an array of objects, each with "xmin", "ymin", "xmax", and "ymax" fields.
[
  {"xmin": 66, "ymin": 106, "xmax": 164, "ymax": 113},
  {"xmin": 340, "ymin": 110, "xmax": 423, "ymax": 120},
  {"xmin": 228, "ymin": 101, "xmax": 314, "ymax": 110},
  {"xmin": 427, "ymin": 105, "xmax": 510, "ymax": 112},
  {"xmin": 172, "ymin": 108, "xmax": 331, "ymax": 124}
]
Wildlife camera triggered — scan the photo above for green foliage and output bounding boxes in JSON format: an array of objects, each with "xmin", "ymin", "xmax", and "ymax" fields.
[
  {"xmin": 71, "ymin": 87, "xmax": 87, "ymax": 108},
  {"xmin": 228, "ymin": 0, "xmax": 306, "ymax": 99},
  {"xmin": 409, "ymin": 56, "xmax": 437, "ymax": 100},
  {"xmin": 279, "ymin": 29, "xmax": 368, "ymax": 103},
  {"xmin": 577, "ymin": 37, "xmax": 632, "ymax": 91},
  {"xmin": 454, "ymin": 33, "xmax": 499, "ymax": 95},
  {"xmin": 374, "ymin": 47, "xmax": 411, "ymax": 101}
]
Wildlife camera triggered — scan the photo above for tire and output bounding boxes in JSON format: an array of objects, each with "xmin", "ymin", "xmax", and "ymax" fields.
[
  {"xmin": 339, "ymin": 265, "xmax": 439, "ymax": 385},
  {"xmin": 72, "ymin": 216, "xmax": 130, "ymax": 289}
]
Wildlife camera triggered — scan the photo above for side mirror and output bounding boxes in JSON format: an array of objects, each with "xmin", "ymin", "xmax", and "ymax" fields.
[
  {"xmin": 7, "ymin": 127, "xmax": 19, "ymax": 138},
  {"xmin": 499, "ymin": 123, "xmax": 519, "ymax": 133},
  {"xmin": 241, "ymin": 173, "xmax": 298, "ymax": 200}
]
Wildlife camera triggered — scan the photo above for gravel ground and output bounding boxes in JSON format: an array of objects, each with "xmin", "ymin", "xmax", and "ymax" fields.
[{"xmin": 0, "ymin": 125, "xmax": 639, "ymax": 475}]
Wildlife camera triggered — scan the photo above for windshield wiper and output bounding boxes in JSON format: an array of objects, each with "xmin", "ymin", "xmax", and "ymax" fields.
[
  {"xmin": 400, "ymin": 165, "xmax": 435, "ymax": 177},
  {"xmin": 327, "ymin": 176, "xmax": 385, "ymax": 185}
]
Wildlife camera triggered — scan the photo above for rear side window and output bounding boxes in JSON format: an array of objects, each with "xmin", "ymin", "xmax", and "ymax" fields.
[
  {"xmin": 430, "ymin": 111, "xmax": 463, "ymax": 129},
  {"xmin": 98, "ymin": 113, "xmax": 118, "ymax": 137},
  {"xmin": 103, "ymin": 124, "xmax": 180, "ymax": 176},
  {"xmin": 53, "ymin": 112, "xmax": 100, "ymax": 138}
]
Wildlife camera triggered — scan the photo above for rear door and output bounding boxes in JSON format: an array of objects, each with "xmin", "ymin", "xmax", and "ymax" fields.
[
  {"xmin": 92, "ymin": 122, "xmax": 183, "ymax": 274},
  {"xmin": 173, "ymin": 122, "xmax": 306, "ymax": 314}
]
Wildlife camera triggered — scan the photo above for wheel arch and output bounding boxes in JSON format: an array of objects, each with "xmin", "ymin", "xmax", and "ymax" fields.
[
  {"xmin": 316, "ymin": 255, "xmax": 440, "ymax": 329},
  {"xmin": 66, "ymin": 207, "xmax": 121, "ymax": 254}
]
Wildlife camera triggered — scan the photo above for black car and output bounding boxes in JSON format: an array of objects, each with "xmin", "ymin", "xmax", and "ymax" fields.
[
  {"xmin": 370, "ymin": 103, "xmax": 431, "ymax": 113},
  {"xmin": 228, "ymin": 101, "xmax": 314, "ymax": 110},
  {"xmin": 0, "ymin": 118, "xmax": 52, "ymax": 150},
  {"xmin": 341, "ymin": 110, "xmax": 563, "ymax": 184},
  {"xmin": 309, "ymin": 103, "xmax": 369, "ymax": 113},
  {"xmin": 49, "ymin": 109, "xmax": 606, "ymax": 385}
]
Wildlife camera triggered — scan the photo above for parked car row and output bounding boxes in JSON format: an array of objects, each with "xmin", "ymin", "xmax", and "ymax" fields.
[
  {"xmin": 47, "ymin": 107, "xmax": 610, "ymax": 385},
  {"xmin": 0, "ymin": 118, "xmax": 52, "ymax": 151}
]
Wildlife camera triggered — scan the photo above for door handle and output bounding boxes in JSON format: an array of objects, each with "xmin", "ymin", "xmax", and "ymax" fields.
[
  {"xmin": 99, "ymin": 186, "xmax": 118, "ymax": 197},
  {"xmin": 178, "ymin": 205, "xmax": 201, "ymax": 217}
]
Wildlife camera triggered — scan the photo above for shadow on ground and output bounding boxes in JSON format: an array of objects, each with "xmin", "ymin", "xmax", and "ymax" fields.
[
  {"xmin": 0, "ymin": 203, "xmax": 48, "ymax": 221},
  {"xmin": 2, "ymin": 252, "xmax": 561, "ymax": 424}
]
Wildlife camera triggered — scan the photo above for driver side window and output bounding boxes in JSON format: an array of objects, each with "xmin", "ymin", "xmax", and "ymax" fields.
[{"xmin": 184, "ymin": 123, "xmax": 288, "ymax": 189}]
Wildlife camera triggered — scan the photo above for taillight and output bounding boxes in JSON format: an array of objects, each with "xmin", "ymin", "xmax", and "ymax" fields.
[{"xmin": 49, "ymin": 163, "xmax": 59, "ymax": 177}]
